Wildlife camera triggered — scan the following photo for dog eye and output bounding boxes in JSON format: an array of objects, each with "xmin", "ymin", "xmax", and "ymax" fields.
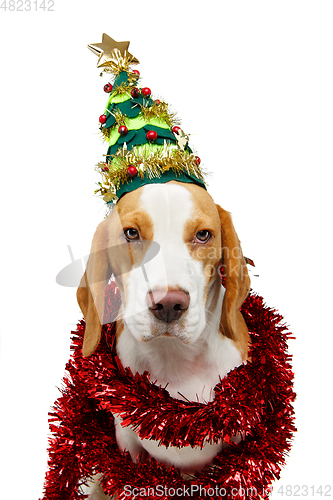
[
  {"xmin": 124, "ymin": 228, "xmax": 140, "ymax": 241},
  {"xmin": 195, "ymin": 230, "xmax": 211, "ymax": 243}
]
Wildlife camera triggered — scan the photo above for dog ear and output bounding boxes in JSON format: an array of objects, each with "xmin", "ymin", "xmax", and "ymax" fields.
[
  {"xmin": 216, "ymin": 205, "xmax": 250, "ymax": 360},
  {"xmin": 77, "ymin": 219, "xmax": 111, "ymax": 357}
]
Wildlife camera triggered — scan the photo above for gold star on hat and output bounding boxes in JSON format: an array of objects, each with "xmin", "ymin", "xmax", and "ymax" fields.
[{"xmin": 88, "ymin": 33, "xmax": 139, "ymax": 67}]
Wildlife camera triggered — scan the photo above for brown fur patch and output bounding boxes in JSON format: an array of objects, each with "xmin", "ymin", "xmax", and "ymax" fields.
[
  {"xmin": 109, "ymin": 187, "xmax": 155, "ymax": 307},
  {"xmin": 180, "ymin": 183, "xmax": 222, "ymax": 294}
]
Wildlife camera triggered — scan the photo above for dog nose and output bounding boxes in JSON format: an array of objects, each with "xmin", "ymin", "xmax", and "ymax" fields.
[{"xmin": 147, "ymin": 289, "xmax": 190, "ymax": 323}]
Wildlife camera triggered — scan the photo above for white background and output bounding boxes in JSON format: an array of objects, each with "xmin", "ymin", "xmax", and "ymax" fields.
[{"xmin": 0, "ymin": 1, "xmax": 332, "ymax": 499}]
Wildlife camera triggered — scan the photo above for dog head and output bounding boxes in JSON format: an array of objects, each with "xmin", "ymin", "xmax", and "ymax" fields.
[{"xmin": 77, "ymin": 181, "xmax": 250, "ymax": 359}]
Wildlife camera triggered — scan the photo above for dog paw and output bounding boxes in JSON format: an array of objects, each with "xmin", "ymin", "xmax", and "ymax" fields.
[{"xmin": 81, "ymin": 473, "xmax": 113, "ymax": 499}]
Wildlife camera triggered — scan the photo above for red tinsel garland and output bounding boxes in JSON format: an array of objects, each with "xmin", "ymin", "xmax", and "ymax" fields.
[{"xmin": 41, "ymin": 282, "xmax": 296, "ymax": 500}]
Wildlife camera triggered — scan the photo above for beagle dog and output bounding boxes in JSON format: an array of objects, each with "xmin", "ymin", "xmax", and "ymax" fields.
[{"xmin": 78, "ymin": 180, "xmax": 250, "ymax": 498}]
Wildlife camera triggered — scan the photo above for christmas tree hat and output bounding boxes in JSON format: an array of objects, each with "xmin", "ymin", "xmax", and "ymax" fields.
[{"xmin": 88, "ymin": 34, "xmax": 206, "ymax": 203}]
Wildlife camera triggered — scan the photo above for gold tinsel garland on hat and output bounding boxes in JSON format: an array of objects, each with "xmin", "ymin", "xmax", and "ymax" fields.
[
  {"xmin": 98, "ymin": 50, "xmax": 139, "ymax": 77},
  {"xmin": 95, "ymin": 144, "xmax": 206, "ymax": 202}
]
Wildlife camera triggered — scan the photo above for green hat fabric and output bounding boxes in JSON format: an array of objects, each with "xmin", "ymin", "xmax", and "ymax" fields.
[{"xmin": 88, "ymin": 34, "xmax": 206, "ymax": 203}]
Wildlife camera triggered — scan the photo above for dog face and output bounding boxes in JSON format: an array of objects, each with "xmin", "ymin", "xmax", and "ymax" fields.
[
  {"xmin": 77, "ymin": 180, "xmax": 250, "ymax": 361},
  {"xmin": 115, "ymin": 181, "xmax": 223, "ymax": 345}
]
